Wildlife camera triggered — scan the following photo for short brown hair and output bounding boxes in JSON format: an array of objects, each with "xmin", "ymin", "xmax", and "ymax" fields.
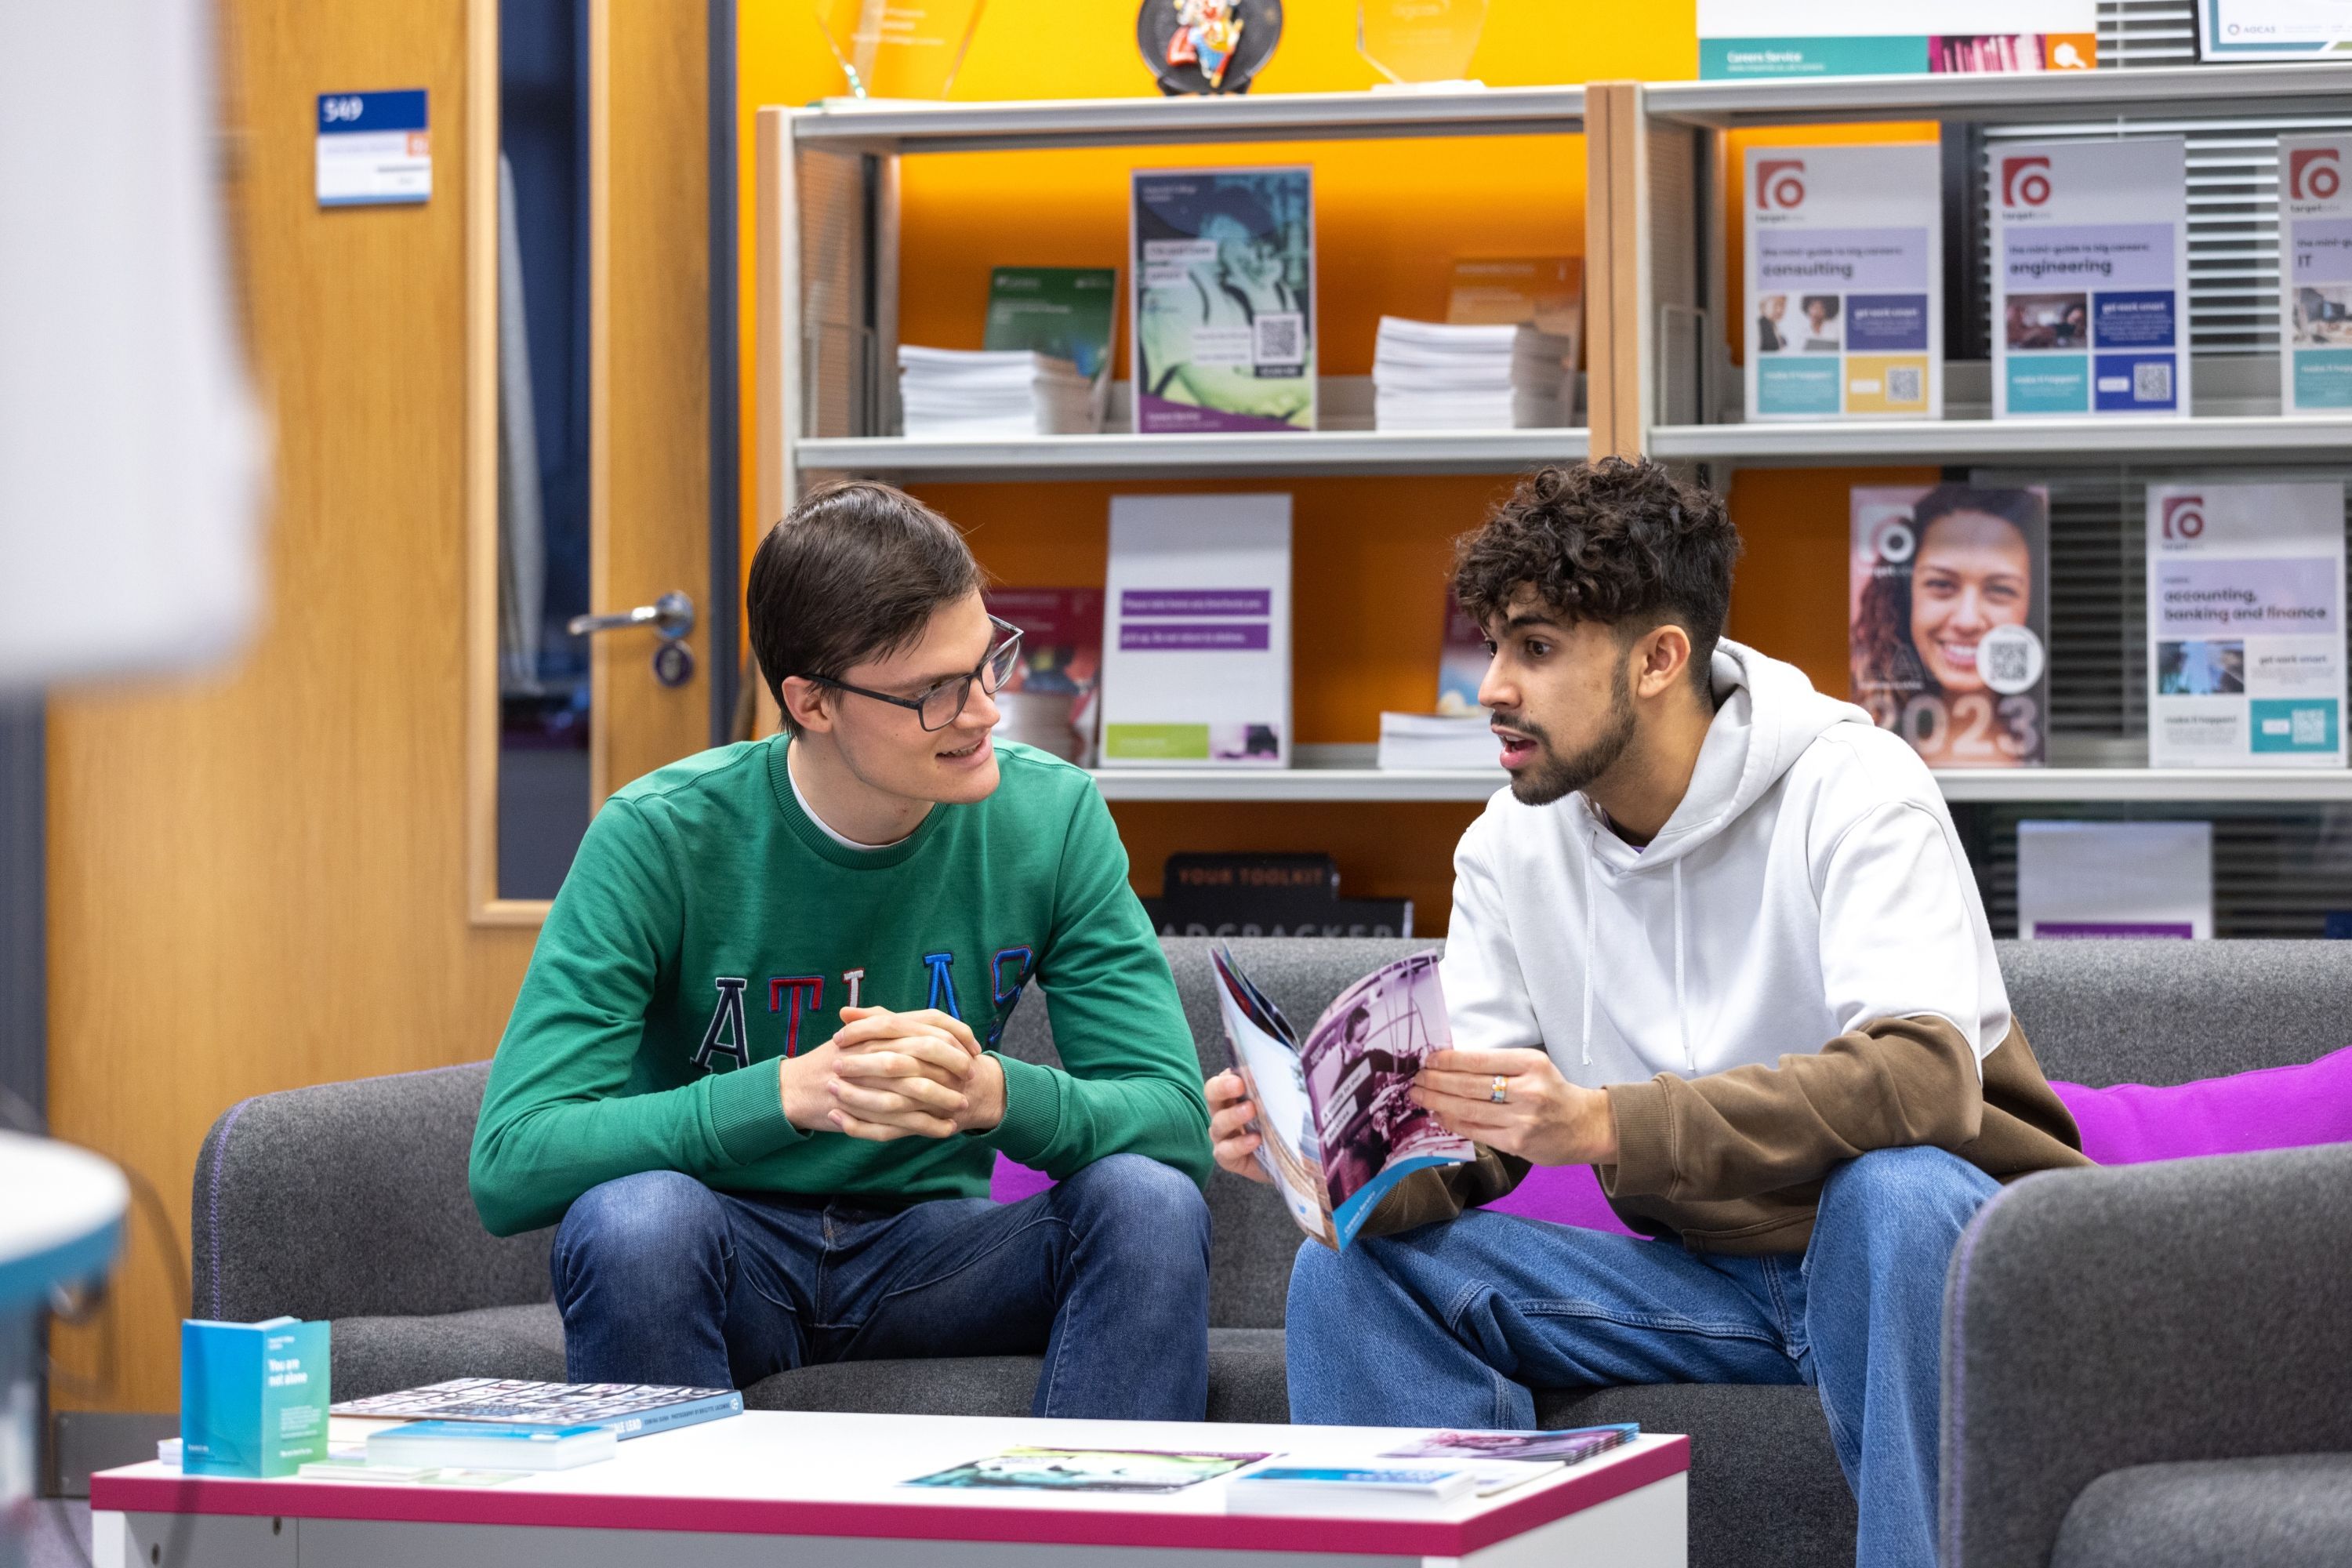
[
  {"xmin": 1452, "ymin": 458, "xmax": 1743, "ymax": 691},
  {"xmin": 748, "ymin": 481, "xmax": 982, "ymax": 733}
]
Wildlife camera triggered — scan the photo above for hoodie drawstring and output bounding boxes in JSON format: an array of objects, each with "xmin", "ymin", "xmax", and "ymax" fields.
[
  {"xmin": 1579, "ymin": 833, "xmax": 1596, "ymax": 1067},
  {"xmin": 1673, "ymin": 859, "xmax": 1692, "ymax": 1072}
]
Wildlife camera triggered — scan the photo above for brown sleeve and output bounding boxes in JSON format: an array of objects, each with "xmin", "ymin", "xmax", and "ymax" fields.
[
  {"xmin": 1599, "ymin": 1014, "xmax": 1985, "ymax": 1205},
  {"xmin": 1351, "ymin": 1144, "xmax": 1532, "ymax": 1240}
]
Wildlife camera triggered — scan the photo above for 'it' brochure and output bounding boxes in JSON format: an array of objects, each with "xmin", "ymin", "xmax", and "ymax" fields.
[
  {"xmin": 1213, "ymin": 947, "xmax": 1470, "ymax": 1251},
  {"xmin": 2279, "ymin": 136, "xmax": 2352, "ymax": 413},
  {"xmin": 1745, "ymin": 143, "xmax": 1942, "ymax": 420}
]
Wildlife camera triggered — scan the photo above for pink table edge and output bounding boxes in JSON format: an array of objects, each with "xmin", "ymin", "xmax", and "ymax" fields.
[{"xmin": 91, "ymin": 1435, "xmax": 1690, "ymax": 1558}]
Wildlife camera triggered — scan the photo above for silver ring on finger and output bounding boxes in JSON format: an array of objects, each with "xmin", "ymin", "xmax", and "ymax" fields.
[{"xmin": 1489, "ymin": 1075, "xmax": 1509, "ymax": 1105}]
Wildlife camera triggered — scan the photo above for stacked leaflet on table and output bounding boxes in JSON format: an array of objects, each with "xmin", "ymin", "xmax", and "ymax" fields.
[
  {"xmin": 898, "ymin": 346, "xmax": 1099, "ymax": 439},
  {"xmin": 330, "ymin": 1378, "xmax": 742, "ymax": 1439},
  {"xmin": 1372, "ymin": 318, "xmax": 1573, "ymax": 431}
]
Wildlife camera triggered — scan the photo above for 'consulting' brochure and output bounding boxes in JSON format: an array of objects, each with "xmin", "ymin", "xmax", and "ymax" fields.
[{"xmin": 1212, "ymin": 947, "xmax": 1470, "ymax": 1250}]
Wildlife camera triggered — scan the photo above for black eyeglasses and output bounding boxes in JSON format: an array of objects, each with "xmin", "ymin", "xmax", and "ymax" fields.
[{"xmin": 799, "ymin": 616, "xmax": 1025, "ymax": 732}]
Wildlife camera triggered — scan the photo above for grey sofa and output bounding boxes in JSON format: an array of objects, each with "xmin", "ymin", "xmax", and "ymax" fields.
[{"xmin": 192, "ymin": 937, "xmax": 2352, "ymax": 1568}]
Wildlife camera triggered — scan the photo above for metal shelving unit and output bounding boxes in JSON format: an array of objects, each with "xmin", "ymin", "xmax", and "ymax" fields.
[
  {"xmin": 1612, "ymin": 61, "xmax": 2352, "ymax": 808},
  {"xmin": 794, "ymin": 426, "xmax": 1589, "ymax": 484},
  {"xmin": 789, "ymin": 84, "xmax": 1590, "ymax": 153},
  {"xmin": 753, "ymin": 88, "xmax": 1593, "ymax": 798},
  {"xmin": 750, "ymin": 66, "xmax": 2352, "ymax": 808}
]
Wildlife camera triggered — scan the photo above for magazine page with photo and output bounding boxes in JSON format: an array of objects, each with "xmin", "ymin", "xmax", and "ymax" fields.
[
  {"xmin": 1212, "ymin": 948, "xmax": 1472, "ymax": 1250},
  {"xmin": 1849, "ymin": 483, "xmax": 2050, "ymax": 768}
]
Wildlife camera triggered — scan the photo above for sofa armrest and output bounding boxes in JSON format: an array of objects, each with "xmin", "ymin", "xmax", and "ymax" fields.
[
  {"xmin": 191, "ymin": 1062, "xmax": 554, "ymax": 1324},
  {"xmin": 1940, "ymin": 1143, "xmax": 2352, "ymax": 1568}
]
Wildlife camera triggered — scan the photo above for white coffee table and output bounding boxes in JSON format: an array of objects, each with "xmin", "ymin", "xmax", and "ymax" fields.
[{"xmin": 90, "ymin": 1410, "xmax": 1689, "ymax": 1566}]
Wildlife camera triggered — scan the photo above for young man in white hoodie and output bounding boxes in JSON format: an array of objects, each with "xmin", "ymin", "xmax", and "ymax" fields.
[{"xmin": 1207, "ymin": 459, "xmax": 2084, "ymax": 1568}]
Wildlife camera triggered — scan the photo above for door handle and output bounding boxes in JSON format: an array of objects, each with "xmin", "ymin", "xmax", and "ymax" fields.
[{"xmin": 568, "ymin": 591, "xmax": 695, "ymax": 641}]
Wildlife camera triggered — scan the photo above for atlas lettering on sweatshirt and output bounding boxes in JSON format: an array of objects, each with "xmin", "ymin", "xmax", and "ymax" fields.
[{"xmin": 691, "ymin": 947, "xmax": 1037, "ymax": 1069}]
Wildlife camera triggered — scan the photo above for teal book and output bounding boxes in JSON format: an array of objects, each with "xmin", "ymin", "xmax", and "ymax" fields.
[
  {"xmin": 181, "ymin": 1316, "xmax": 332, "ymax": 1477},
  {"xmin": 983, "ymin": 267, "xmax": 1118, "ymax": 382}
]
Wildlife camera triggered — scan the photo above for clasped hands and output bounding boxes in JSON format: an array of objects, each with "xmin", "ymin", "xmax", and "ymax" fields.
[
  {"xmin": 1207, "ymin": 1047, "xmax": 1616, "ymax": 1183},
  {"xmin": 779, "ymin": 1006, "xmax": 1006, "ymax": 1142}
]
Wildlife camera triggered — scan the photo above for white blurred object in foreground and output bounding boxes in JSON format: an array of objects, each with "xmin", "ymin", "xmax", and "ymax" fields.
[{"xmin": 0, "ymin": 2, "xmax": 267, "ymax": 693}]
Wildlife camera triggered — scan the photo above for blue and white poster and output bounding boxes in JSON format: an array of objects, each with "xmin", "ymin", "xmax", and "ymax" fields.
[
  {"xmin": 315, "ymin": 90, "xmax": 430, "ymax": 208},
  {"xmin": 1991, "ymin": 139, "xmax": 2190, "ymax": 420}
]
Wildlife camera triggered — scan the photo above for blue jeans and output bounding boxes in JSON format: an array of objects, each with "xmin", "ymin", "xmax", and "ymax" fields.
[
  {"xmin": 1287, "ymin": 1145, "xmax": 1997, "ymax": 1568},
  {"xmin": 550, "ymin": 1152, "xmax": 1211, "ymax": 1420}
]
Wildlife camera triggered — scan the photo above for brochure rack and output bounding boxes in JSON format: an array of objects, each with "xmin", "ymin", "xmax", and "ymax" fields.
[
  {"xmin": 1608, "ymin": 61, "xmax": 2352, "ymax": 804},
  {"xmin": 756, "ymin": 87, "xmax": 1590, "ymax": 804},
  {"xmin": 755, "ymin": 66, "xmax": 2352, "ymax": 804}
]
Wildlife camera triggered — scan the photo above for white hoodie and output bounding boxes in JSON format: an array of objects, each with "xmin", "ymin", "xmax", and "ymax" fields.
[{"xmin": 1440, "ymin": 638, "xmax": 2010, "ymax": 1091}]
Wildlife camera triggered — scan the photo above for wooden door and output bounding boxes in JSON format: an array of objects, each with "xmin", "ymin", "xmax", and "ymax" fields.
[{"xmin": 49, "ymin": 0, "xmax": 714, "ymax": 1416}]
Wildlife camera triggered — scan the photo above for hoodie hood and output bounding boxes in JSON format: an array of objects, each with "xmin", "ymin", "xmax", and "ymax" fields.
[{"xmin": 1588, "ymin": 638, "xmax": 1875, "ymax": 875}]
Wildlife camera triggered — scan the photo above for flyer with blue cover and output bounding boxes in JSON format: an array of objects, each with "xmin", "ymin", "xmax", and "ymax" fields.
[
  {"xmin": 181, "ymin": 1316, "xmax": 330, "ymax": 1478},
  {"xmin": 1992, "ymin": 139, "xmax": 2190, "ymax": 419},
  {"xmin": 1744, "ymin": 143, "xmax": 1941, "ymax": 421},
  {"xmin": 2279, "ymin": 136, "xmax": 2352, "ymax": 413}
]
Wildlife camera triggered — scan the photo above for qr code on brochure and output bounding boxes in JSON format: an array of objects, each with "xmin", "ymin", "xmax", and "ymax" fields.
[
  {"xmin": 1252, "ymin": 312, "xmax": 1305, "ymax": 366},
  {"xmin": 1986, "ymin": 636, "xmax": 2031, "ymax": 688},
  {"xmin": 2294, "ymin": 707, "xmax": 2328, "ymax": 746},
  {"xmin": 1886, "ymin": 365, "xmax": 1922, "ymax": 404},
  {"xmin": 2135, "ymin": 361, "xmax": 2172, "ymax": 403}
]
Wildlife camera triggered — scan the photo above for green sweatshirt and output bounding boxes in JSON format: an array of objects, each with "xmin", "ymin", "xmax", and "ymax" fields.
[{"xmin": 470, "ymin": 736, "xmax": 1211, "ymax": 1237}]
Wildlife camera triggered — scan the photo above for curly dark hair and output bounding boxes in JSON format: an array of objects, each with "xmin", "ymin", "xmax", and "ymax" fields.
[
  {"xmin": 1451, "ymin": 458, "xmax": 1744, "ymax": 693},
  {"xmin": 1849, "ymin": 484, "xmax": 2045, "ymax": 702}
]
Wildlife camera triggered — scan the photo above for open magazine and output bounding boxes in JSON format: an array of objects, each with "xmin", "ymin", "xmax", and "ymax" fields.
[{"xmin": 1211, "ymin": 947, "xmax": 1472, "ymax": 1250}]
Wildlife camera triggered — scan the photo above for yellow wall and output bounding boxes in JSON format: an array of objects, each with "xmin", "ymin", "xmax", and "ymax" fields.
[
  {"xmin": 735, "ymin": 4, "xmax": 1906, "ymax": 928},
  {"xmin": 736, "ymin": 3, "xmax": 1704, "ymax": 928}
]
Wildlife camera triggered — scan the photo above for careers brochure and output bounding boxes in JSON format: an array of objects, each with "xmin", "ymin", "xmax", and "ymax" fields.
[
  {"xmin": 1849, "ymin": 485, "xmax": 2050, "ymax": 768},
  {"xmin": 1131, "ymin": 167, "xmax": 1316, "ymax": 433},
  {"xmin": 2017, "ymin": 820, "xmax": 2214, "ymax": 939},
  {"xmin": 1211, "ymin": 947, "xmax": 1472, "ymax": 1251},
  {"xmin": 2278, "ymin": 136, "xmax": 2352, "ymax": 413},
  {"xmin": 1697, "ymin": 0, "xmax": 2096, "ymax": 78},
  {"xmin": 2146, "ymin": 481, "xmax": 2347, "ymax": 768},
  {"xmin": 1745, "ymin": 143, "xmax": 1941, "ymax": 420},
  {"xmin": 1992, "ymin": 138, "xmax": 2190, "ymax": 419},
  {"xmin": 1098, "ymin": 494, "xmax": 1291, "ymax": 767}
]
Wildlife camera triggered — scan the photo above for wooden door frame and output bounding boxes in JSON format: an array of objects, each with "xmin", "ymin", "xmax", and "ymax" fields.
[
  {"xmin": 467, "ymin": 0, "xmax": 734, "ymax": 925},
  {"xmin": 463, "ymin": 0, "xmax": 541, "ymax": 925}
]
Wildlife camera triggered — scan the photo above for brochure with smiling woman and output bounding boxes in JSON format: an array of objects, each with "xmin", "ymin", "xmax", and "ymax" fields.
[{"xmin": 1849, "ymin": 484, "xmax": 2050, "ymax": 769}]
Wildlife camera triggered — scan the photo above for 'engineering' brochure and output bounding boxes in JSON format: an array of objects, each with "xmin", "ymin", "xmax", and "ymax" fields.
[{"xmin": 1213, "ymin": 947, "xmax": 1471, "ymax": 1250}]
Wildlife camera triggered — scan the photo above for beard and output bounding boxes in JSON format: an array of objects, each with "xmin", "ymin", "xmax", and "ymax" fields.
[{"xmin": 1498, "ymin": 660, "xmax": 1638, "ymax": 808}]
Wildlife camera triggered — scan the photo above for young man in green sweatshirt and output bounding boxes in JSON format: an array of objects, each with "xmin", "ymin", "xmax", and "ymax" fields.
[{"xmin": 470, "ymin": 481, "xmax": 1215, "ymax": 1418}]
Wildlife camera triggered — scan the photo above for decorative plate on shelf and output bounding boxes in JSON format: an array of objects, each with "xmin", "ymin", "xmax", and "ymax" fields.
[{"xmin": 1138, "ymin": 0, "xmax": 1283, "ymax": 96}]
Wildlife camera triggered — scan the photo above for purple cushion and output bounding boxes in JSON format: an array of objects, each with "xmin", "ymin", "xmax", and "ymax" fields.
[
  {"xmin": 993, "ymin": 1048, "xmax": 2352, "ymax": 1225},
  {"xmin": 990, "ymin": 1156, "xmax": 1058, "ymax": 1205},
  {"xmin": 2052, "ymin": 1044, "xmax": 2352, "ymax": 1165},
  {"xmin": 1482, "ymin": 1162, "xmax": 1641, "ymax": 1236}
]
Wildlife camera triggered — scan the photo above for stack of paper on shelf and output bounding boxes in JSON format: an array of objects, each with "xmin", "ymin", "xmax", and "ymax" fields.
[
  {"xmin": 1371, "ymin": 318, "xmax": 1573, "ymax": 431},
  {"xmin": 1377, "ymin": 712, "xmax": 1499, "ymax": 771},
  {"xmin": 898, "ymin": 346, "xmax": 1098, "ymax": 439}
]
